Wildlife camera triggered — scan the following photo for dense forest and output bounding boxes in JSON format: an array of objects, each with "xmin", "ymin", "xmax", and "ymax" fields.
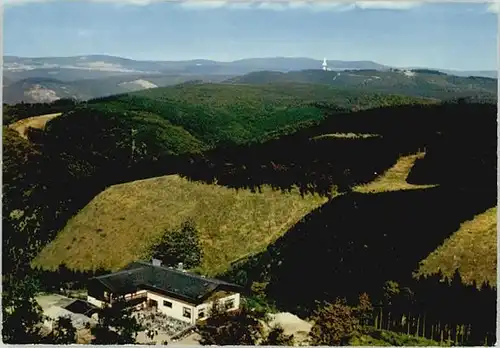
[
  {"xmin": 2, "ymin": 81, "xmax": 497, "ymax": 345},
  {"xmin": 176, "ymin": 102, "xmax": 496, "ymax": 195}
]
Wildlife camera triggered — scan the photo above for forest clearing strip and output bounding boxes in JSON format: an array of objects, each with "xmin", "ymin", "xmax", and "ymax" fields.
[
  {"xmin": 354, "ymin": 152, "xmax": 436, "ymax": 193},
  {"xmin": 8, "ymin": 112, "xmax": 62, "ymax": 139}
]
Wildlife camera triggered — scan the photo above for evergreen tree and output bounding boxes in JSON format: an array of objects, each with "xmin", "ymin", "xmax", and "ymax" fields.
[
  {"xmin": 309, "ymin": 298, "xmax": 359, "ymax": 346},
  {"xmin": 382, "ymin": 280, "xmax": 400, "ymax": 330},
  {"xmin": 355, "ymin": 292, "xmax": 374, "ymax": 326}
]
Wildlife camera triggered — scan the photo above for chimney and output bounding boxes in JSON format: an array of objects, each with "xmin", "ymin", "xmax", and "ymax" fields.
[{"xmin": 152, "ymin": 258, "xmax": 162, "ymax": 267}]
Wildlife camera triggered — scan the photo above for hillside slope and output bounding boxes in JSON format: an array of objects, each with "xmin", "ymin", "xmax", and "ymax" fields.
[
  {"xmin": 32, "ymin": 100, "xmax": 496, "ymax": 280},
  {"xmin": 4, "ymin": 84, "xmax": 434, "ymax": 284},
  {"xmin": 33, "ymin": 175, "xmax": 328, "ymax": 275},
  {"xmin": 3, "ymin": 78, "xmax": 78, "ymax": 104},
  {"xmin": 8, "ymin": 113, "xmax": 62, "ymax": 139},
  {"xmin": 2, "ymin": 74, "xmax": 234, "ymax": 104},
  {"xmin": 416, "ymin": 207, "xmax": 497, "ymax": 286}
]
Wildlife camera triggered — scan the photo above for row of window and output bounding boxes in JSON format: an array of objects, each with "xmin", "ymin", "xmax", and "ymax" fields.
[
  {"xmin": 164, "ymin": 298, "xmax": 235, "ymax": 319},
  {"xmin": 102, "ymin": 293, "xmax": 234, "ymax": 320}
]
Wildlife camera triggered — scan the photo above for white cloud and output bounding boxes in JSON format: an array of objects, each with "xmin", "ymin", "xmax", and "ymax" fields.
[
  {"xmin": 227, "ymin": 1, "xmax": 253, "ymax": 9},
  {"xmin": 284, "ymin": 1, "xmax": 355, "ymax": 12},
  {"xmin": 3, "ymin": 0, "xmax": 424, "ymax": 11},
  {"xmin": 256, "ymin": 1, "xmax": 287, "ymax": 10},
  {"xmin": 487, "ymin": 2, "xmax": 499, "ymax": 13},
  {"xmin": 355, "ymin": 1, "xmax": 420, "ymax": 10},
  {"xmin": 287, "ymin": 1, "xmax": 310, "ymax": 9},
  {"xmin": 177, "ymin": 0, "xmax": 228, "ymax": 9},
  {"xmin": 3, "ymin": 0, "xmax": 55, "ymax": 5},
  {"xmin": 182, "ymin": 1, "xmax": 421, "ymax": 12},
  {"xmin": 3, "ymin": 0, "xmax": 164, "ymax": 5}
]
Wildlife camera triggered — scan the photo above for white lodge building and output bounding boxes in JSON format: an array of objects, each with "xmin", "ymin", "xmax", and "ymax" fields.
[{"xmin": 87, "ymin": 261, "xmax": 242, "ymax": 325}]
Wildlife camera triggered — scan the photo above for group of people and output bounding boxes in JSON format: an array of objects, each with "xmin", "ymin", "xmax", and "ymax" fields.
[{"xmin": 145, "ymin": 329, "xmax": 158, "ymax": 341}]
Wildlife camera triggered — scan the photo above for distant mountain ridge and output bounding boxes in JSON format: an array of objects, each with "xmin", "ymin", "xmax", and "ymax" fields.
[
  {"xmin": 3, "ymin": 55, "xmax": 389, "ymax": 82},
  {"xmin": 4, "ymin": 55, "xmax": 495, "ymax": 79},
  {"xmin": 3, "ymin": 55, "xmax": 497, "ymax": 104}
]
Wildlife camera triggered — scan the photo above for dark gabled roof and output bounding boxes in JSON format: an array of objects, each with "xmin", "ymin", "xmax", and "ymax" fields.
[
  {"xmin": 90, "ymin": 261, "xmax": 241, "ymax": 305},
  {"xmin": 64, "ymin": 299, "xmax": 98, "ymax": 316}
]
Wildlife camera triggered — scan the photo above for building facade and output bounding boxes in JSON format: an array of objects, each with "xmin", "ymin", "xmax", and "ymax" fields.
[{"xmin": 87, "ymin": 261, "xmax": 242, "ymax": 325}]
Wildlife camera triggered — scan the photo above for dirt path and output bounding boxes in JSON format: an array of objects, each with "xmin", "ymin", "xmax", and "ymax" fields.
[
  {"xmin": 354, "ymin": 152, "xmax": 436, "ymax": 193},
  {"xmin": 8, "ymin": 112, "xmax": 62, "ymax": 139}
]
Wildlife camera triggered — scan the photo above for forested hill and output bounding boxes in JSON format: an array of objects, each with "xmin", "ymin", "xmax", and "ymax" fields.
[
  {"xmin": 4, "ymin": 64, "xmax": 497, "ymax": 105},
  {"xmin": 3, "ymin": 78, "xmax": 496, "ymax": 345},
  {"xmin": 224, "ymin": 69, "xmax": 498, "ymax": 101},
  {"xmin": 3, "ymin": 83, "xmax": 434, "ymax": 272},
  {"xmin": 76, "ymin": 83, "xmax": 435, "ymax": 149}
]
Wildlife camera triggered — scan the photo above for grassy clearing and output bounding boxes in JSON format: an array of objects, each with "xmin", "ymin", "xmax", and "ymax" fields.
[
  {"xmin": 33, "ymin": 175, "xmax": 328, "ymax": 275},
  {"xmin": 8, "ymin": 112, "xmax": 62, "ymax": 139},
  {"xmin": 354, "ymin": 153, "xmax": 436, "ymax": 193},
  {"xmin": 352, "ymin": 152, "xmax": 496, "ymax": 286},
  {"xmin": 32, "ymin": 150, "xmax": 494, "ymax": 286},
  {"xmin": 311, "ymin": 133, "xmax": 382, "ymax": 140},
  {"xmin": 415, "ymin": 207, "xmax": 497, "ymax": 286}
]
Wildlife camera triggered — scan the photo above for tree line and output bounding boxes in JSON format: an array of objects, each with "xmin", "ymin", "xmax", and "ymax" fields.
[{"xmin": 176, "ymin": 101, "xmax": 496, "ymax": 196}]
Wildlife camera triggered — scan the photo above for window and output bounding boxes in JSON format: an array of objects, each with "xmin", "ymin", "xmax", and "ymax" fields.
[
  {"xmin": 148, "ymin": 299, "xmax": 158, "ymax": 309},
  {"xmin": 225, "ymin": 299, "xmax": 235, "ymax": 310},
  {"xmin": 163, "ymin": 300, "xmax": 173, "ymax": 308},
  {"xmin": 198, "ymin": 308, "xmax": 205, "ymax": 319},
  {"xmin": 183, "ymin": 307, "xmax": 192, "ymax": 319}
]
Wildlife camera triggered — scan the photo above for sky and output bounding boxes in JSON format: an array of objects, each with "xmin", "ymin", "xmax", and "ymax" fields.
[{"xmin": 2, "ymin": 0, "xmax": 499, "ymax": 70}]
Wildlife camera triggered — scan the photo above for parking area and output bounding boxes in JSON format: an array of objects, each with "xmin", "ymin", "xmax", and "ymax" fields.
[{"xmin": 36, "ymin": 293, "xmax": 75, "ymax": 310}]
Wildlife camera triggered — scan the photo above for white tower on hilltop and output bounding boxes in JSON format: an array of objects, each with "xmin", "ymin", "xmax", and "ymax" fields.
[{"xmin": 322, "ymin": 58, "xmax": 328, "ymax": 71}]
